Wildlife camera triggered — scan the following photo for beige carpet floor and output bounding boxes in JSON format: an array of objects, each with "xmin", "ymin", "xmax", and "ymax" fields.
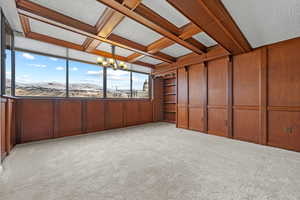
[{"xmin": 1, "ymin": 122, "xmax": 300, "ymax": 200}]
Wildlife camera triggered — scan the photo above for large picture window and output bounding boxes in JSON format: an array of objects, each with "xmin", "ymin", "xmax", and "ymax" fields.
[
  {"xmin": 69, "ymin": 60, "xmax": 103, "ymax": 97},
  {"xmin": 13, "ymin": 50, "xmax": 150, "ymax": 99},
  {"xmin": 15, "ymin": 51, "xmax": 66, "ymax": 97},
  {"xmin": 132, "ymin": 72, "xmax": 149, "ymax": 98},
  {"xmin": 106, "ymin": 68, "xmax": 131, "ymax": 98}
]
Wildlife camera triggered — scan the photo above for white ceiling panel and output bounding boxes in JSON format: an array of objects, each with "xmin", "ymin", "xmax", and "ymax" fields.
[
  {"xmin": 30, "ymin": 19, "xmax": 87, "ymax": 45},
  {"xmin": 129, "ymin": 64, "xmax": 152, "ymax": 73},
  {"xmin": 15, "ymin": 36, "xmax": 67, "ymax": 57},
  {"xmin": 96, "ymin": 42, "xmax": 134, "ymax": 57},
  {"xmin": 221, "ymin": 0, "xmax": 300, "ymax": 48},
  {"xmin": 30, "ymin": 0, "xmax": 107, "ymax": 26},
  {"xmin": 112, "ymin": 17, "xmax": 162, "ymax": 46},
  {"xmin": 160, "ymin": 43, "xmax": 191, "ymax": 57},
  {"xmin": 139, "ymin": 56, "xmax": 162, "ymax": 65},
  {"xmin": 142, "ymin": 0, "xmax": 189, "ymax": 27},
  {"xmin": 193, "ymin": 32, "xmax": 217, "ymax": 47}
]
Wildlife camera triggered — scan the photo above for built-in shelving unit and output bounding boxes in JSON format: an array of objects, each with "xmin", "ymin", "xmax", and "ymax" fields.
[{"xmin": 162, "ymin": 72, "xmax": 176, "ymax": 123}]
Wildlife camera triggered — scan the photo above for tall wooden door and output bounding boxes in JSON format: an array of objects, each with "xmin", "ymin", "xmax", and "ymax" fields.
[
  {"xmin": 207, "ymin": 58, "xmax": 229, "ymax": 137},
  {"xmin": 188, "ymin": 63, "xmax": 205, "ymax": 131},
  {"xmin": 177, "ymin": 67, "xmax": 188, "ymax": 129}
]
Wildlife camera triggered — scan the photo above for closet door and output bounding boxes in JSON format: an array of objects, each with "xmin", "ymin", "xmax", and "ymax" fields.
[
  {"xmin": 188, "ymin": 63, "xmax": 205, "ymax": 131},
  {"xmin": 207, "ymin": 58, "xmax": 228, "ymax": 137},
  {"xmin": 177, "ymin": 68, "xmax": 188, "ymax": 129}
]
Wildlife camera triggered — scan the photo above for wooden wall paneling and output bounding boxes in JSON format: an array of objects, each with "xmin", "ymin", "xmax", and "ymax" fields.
[
  {"xmin": 233, "ymin": 49, "xmax": 261, "ymax": 143},
  {"xmin": 207, "ymin": 108, "xmax": 228, "ymax": 137},
  {"xmin": 0, "ymin": 99, "xmax": 6, "ymax": 159},
  {"xmin": 268, "ymin": 38, "xmax": 300, "ymax": 107},
  {"xmin": 5, "ymin": 99, "xmax": 16, "ymax": 153},
  {"xmin": 177, "ymin": 67, "xmax": 189, "ymax": 128},
  {"xmin": 139, "ymin": 101, "xmax": 153, "ymax": 123},
  {"xmin": 268, "ymin": 111, "xmax": 300, "ymax": 152},
  {"xmin": 233, "ymin": 109, "xmax": 260, "ymax": 143},
  {"xmin": 125, "ymin": 101, "xmax": 140, "ymax": 126},
  {"xmin": 207, "ymin": 58, "xmax": 228, "ymax": 137},
  {"xmin": 19, "ymin": 100, "xmax": 54, "ymax": 142},
  {"xmin": 188, "ymin": 63, "xmax": 205, "ymax": 131},
  {"xmin": 56, "ymin": 100, "xmax": 82, "ymax": 137},
  {"xmin": 152, "ymin": 78, "xmax": 164, "ymax": 122},
  {"xmin": 85, "ymin": 100, "xmax": 105, "ymax": 132},
  {"xmin": 105, "ymin": 101, "xmax": 124, "ymax": 129}
]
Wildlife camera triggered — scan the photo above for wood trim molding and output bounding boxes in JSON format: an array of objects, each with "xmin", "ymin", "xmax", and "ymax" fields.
[
  {"xmin": 19, "ymin": 15, "xmax": 31, "ymax": 35},
  {"xmin": 153, "ymin": 46, "xmax": 230, "ymax": 76},
  {"xmin": 96, "ymin": 0, "xmax": 205, "ymax": 55},
  {"xmin": 126, "ymin": 22, "xmax": 206, "ymax": 62},
  {"xmin": 166, "ymin": 0, "xmax": 252, "ymax": 55},
  {"xmin": 259, "ymin": 47, "xmax": 268, "ymax": 145}
]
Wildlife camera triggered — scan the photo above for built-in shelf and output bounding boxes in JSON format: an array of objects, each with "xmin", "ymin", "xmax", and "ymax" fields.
[
  {"xmin": 164, "ymin": 102, "xmax": 176, "ymax": 104},
  {"xmin": 164, "ymin": 111, "xmax": 176, "ymax": 113},
  {"xmin": 164, "ymin": 84, "xmax": 176, "ymax": 87},
  {"xmin": 164, "ymin": 93, "xmax": 176, "ymax": 96},
  {"xmin": 163, "ymin": 77, "xmax": 176, "ymax": 80}
]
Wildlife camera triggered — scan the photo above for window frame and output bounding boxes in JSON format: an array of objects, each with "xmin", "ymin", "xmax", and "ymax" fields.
[
  {"xmin": 1, "ymin": 11, "xmax": 14, "ymax": 97},
  {"xmin": 12, "ymin": 48, "xmax": 151, "ymax": 100}
]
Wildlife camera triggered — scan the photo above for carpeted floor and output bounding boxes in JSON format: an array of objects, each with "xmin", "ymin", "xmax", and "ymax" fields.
[{"xmin": 1, "ymin": 122, "xmax": 300, "ymax": 200}]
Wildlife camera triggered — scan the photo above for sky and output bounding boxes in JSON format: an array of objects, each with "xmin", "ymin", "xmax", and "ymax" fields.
[{"xmin": 14, "ymin": 51, "xmax": 148, "ymax": 90}]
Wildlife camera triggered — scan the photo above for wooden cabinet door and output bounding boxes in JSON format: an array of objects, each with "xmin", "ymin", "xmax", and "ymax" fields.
[
  {"xmin": 188, "ymin": 63, "xmax": 205, "ymax": 131},
  {"xmin": 177, "ymin": 68, "xmax": 188, "ymax": 129},
  {"xmin": 20, "ymin": 100, "xmax": 54, "ymax": 142}
]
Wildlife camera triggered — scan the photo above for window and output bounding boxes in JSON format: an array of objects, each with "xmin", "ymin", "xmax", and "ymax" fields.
[
  {"xmin": 15, "ymin": 51, "xmax": 66, "ymax": 97},
  {"xmin": 106, "ymin": 68, "xmax": 131, "ymax": 98},
  {"xmin": 4, "ymin": 21, "xmax": 13, "ymax": 95},
  {"xmin": 69, "ymin": 60, "xmax": 103, "ymax": 97},
  {"xmin": 132, "ymin": 72, "xmax": 149, "ymax": 98}
]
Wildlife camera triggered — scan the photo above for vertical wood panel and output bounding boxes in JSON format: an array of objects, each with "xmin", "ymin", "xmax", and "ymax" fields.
[
  {"xmin": 268, "ymin": 38, "xmax": 300, "ymax": 107},
  {"xmin": 0, "ymin": 100, "xmax": 6, "ymax": 159},
  {"xmin": 234, "ymin": 109, "xmax": 260, "ymax": 143},
  {"xmin": 125, "ymin": 101, "xmax": 140, "ymax": 126},
  {"xmin": 177, "ymin": 67, "xmax": 189, "ymax": 128},
  {"xmin": 86, "ymin": 100, "xmax": 105, "ymax": 132},
  {"xmin": 105, "ymin": 101, "xmax": 124, "ymax": 129},
  {"xmin": 259, "ymin": 47, "xmax": 268, "ymax": 145},
  {"xmin": 188, "ymin": 63, "xmax": 205, "ymax": 131},
  {"xmin": 268, "ymin": 111, "xmax": 300, "ymax": 152},
  {"xmin": 207, "ymin": 58, "xmax": 228, "ymax": 137},
  {"xmin": 56, "ymin": 100, "xmax": 82, "ymax": 137}
]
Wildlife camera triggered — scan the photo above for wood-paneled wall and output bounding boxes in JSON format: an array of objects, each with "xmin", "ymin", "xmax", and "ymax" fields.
[
  {"xmin": 15, "ymin": 99, "xmax": 154, "ymax": 143},
  {"xmin": 0, "ymin": 97, "xmax": 16, "ymax": 161},
  {"xmin": 175, "ymin": 37, "xmax": 300, "ymax": 152}
]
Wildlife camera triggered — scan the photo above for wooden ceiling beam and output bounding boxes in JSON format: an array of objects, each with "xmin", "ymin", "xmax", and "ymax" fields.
[
  {"xmin": 84, "ymin": 0, "xmax": 141, "ymax": 52},
  {"xmin": 96, "ymin": 0, "xmax": 205, "ymax": 55},
  {"xmin": 126, "ymin": 22, "xmax": 206, "ymax": 62},
  {"xmin": 166, "ymin": 0, "xmax": 252, "ymax": 55},
  {"xmin": 16, "ymin": 0, "xmax": 175, "ymax": 64}
]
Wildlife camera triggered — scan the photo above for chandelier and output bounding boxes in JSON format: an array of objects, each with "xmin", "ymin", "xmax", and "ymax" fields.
[{"xmin": 96, "ymin": 45, "xmax": 128, "ymax": 70}]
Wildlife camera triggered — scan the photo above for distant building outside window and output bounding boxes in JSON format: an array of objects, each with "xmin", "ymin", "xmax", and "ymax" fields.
[
  {"xmin": 132, "ymin": 72, "xmax": 149, "ymax": 98},
  {"xmin": 106, "ymin": 68, "xmax": 131, "ymax": 98}
]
